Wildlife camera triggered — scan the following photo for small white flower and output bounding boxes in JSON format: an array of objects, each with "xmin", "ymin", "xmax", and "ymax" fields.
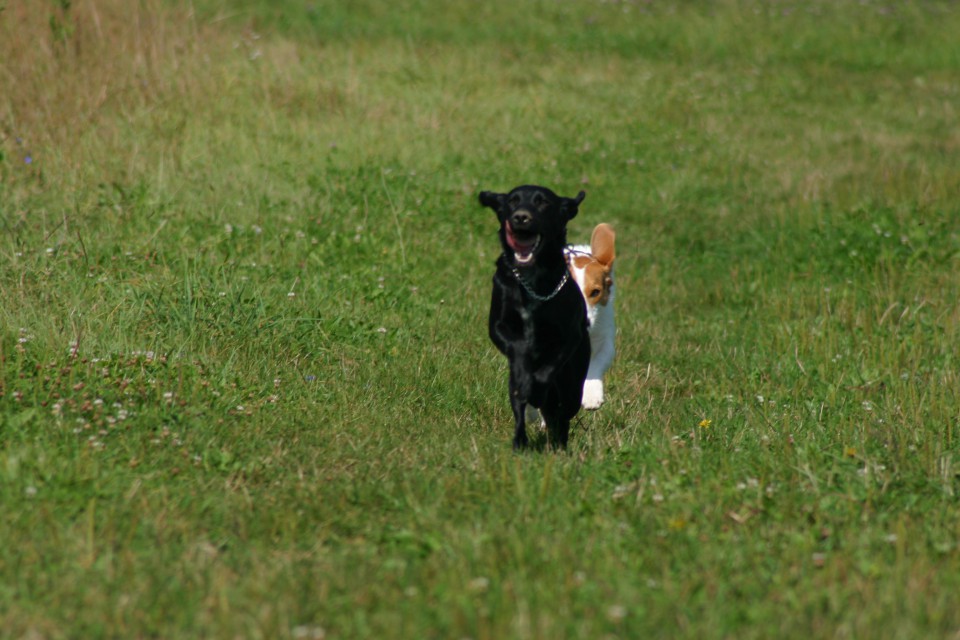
[
  {"xmin": 467, "ymin": 577, "xmax": 490, "ymax": 593},
  {"xmin": 612, "ymin": 484, "xmax": 631, "ymax": 500},
  {"xmin": 606, "ymin": 605, "xmax": 627, "ymax": 622},
  {"xmin": 292, "ymin": 626, "xmax": 325, "ymax": 640}
]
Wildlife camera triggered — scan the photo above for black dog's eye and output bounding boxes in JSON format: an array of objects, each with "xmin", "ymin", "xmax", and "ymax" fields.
[
  {"xmin": 508, "ymin": 194, "xmax": 521, "ymax": 208},
  {"xmin": 590, "ymin": 288, "xmax": 602, "ymax": 298},
  {"xmin": 532, "ymin": 193, "xmax": 546, "ymax": 209}
]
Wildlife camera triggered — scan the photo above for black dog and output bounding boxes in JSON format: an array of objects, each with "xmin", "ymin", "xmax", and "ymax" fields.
[{"xmin": 479, "ymin": 185, "xmax": 591, "ymax": 450}]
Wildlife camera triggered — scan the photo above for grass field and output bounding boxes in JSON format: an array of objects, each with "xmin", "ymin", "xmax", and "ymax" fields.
[{"xmin": 2, "ymin": 0, "xmax": 960, "ymax": 637}]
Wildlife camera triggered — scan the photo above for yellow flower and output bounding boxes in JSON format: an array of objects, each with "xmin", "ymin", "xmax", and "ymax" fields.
[
  {"xmin": 843, "ymin": 446, "xmax": 857, "ymax": 458},
  {"xmin": 698, "ymin": 419, "xmax": 712, "ymax": 429}
]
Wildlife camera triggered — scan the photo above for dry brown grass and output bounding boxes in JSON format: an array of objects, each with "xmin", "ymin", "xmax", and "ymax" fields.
[
  {"xmin": 0, "ymin": 0, "xmax": 232, "ymax": 184},
  {"xmin": 0, "ymin": 0, "xmax": 483, "ymax": 193}
]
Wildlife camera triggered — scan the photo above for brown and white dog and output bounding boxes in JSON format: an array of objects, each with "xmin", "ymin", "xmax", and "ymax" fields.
[{"xmin": 565, "ymin": 223, "xmax": 616, "ymax": 409}]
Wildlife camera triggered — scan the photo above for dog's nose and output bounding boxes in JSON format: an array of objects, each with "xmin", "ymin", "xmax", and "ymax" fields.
[{"xmin": 511, "ymin": 210, "xmax": 532, "ymax": 229}]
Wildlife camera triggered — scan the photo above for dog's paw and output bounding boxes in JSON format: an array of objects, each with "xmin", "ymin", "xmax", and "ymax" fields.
[{"xmin": 582, "ymin": 379, "xmax": 604, "ymax": 410}]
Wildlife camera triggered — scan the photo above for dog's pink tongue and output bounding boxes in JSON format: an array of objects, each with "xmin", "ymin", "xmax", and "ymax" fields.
[{"xmin": 506, "ymin": 223, "xmax": 535, "ymax": 252}]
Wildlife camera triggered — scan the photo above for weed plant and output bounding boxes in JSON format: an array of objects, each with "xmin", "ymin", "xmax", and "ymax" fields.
[{"xmin": 2, "ymin": 0, "xmax": 960, "ymax": 637}]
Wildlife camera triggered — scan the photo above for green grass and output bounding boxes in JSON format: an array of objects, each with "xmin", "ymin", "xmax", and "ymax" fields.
[{"xmin": 2, "ymin": 0, "xmax": 960, "ymax": 637}]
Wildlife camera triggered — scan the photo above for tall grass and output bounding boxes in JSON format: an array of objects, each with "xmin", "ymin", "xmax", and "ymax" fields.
[{"xmin": 2, "ymin": 0, "xmax": 960, "ymax": 637}]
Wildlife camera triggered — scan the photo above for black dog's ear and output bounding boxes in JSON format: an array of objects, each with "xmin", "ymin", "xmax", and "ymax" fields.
[
  {"xmin": 479, "ymin": 191, "xmax": 506, "ymax": 211},
  {"xmin": 561, "ymin": 191, "xmax": 587, "ymax": 219}
]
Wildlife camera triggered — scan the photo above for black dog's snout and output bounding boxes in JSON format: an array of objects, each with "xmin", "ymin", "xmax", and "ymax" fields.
[{"xmin": 510, "ymin": 210, "xmax": 532, "ymax": 229}]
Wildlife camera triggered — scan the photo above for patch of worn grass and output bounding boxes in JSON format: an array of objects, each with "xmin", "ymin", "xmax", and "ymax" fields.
[{"xmin": 2, "ymin": 0, "xmax": 960, "ymax": 637}]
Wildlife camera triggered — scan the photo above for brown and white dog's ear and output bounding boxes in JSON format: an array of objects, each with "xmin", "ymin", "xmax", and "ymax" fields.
[
  {"xmin": 479, "ymin": 191, "xmax": 506, "ymax": 212},
  {"xmin": 591, "ymin": 223, "xmax": 616, "ymax": 268}
]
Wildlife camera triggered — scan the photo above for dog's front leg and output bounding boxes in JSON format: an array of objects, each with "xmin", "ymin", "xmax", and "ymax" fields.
[
  {"xmin": 508, "ymin": 370, "xmax": 530, "ymax": 450},
  {"xmin": 583, "ymin": 335, "xmax": 614, "ymax": 409},
  {"xmin": 533, "ymin": 320, "xmax": 590, "ymax": 393},
  {"xmin": 540, "ymin": 407, "xmax": 570, "ymax": 450},
  {"xmin": 533, "ymin": 346, "xmax": 576, "ymax": 390}
]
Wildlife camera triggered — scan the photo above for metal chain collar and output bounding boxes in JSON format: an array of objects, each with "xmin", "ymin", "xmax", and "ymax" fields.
[{"xmin": 509, "ymin": 263, "xmax": 570, "ymax": 302}]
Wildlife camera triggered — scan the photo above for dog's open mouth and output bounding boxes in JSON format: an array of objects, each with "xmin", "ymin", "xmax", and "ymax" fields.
[{"xmin": 505, "ymin": 223, "xmax": 540, "ymax": 265}]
